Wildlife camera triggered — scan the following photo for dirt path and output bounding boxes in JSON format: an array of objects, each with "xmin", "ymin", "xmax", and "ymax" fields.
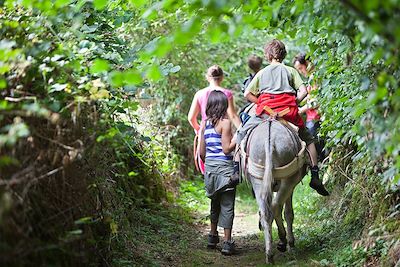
[
  {"xmin": 177, "ymin": 184, "xmax": 326, "ymax": 267},
  {"xmin": 184, "ymin": 213, "xmax": 321, "ymax": 267}
]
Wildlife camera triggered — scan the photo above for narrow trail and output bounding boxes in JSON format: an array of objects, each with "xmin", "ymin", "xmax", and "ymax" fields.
[{"xmin": 178, "ymin": 180, "xmax": 328, "ymax": 267}]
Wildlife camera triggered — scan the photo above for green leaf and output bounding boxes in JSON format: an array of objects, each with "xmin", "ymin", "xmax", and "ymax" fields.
[
  {"xmin": 0, "ymin": 155, "xmax": 19, "ymax": 168},
  {"xmin": 141, "ymin": 135, "xmax": 151, "ymax": 142},
  {"xmin": 49, "ymin": 83, "xmax": 68, "ymax": 93},
  {"xmin": 152, "ymin": 38, "xmax": 172, "ymax": 57},
  {"xmin": 109, "ymin": 71, "xmax": 125, "ymax": 87},
  {"xmin": 169, "ymin": 65, "xmax": 181, "ymax": 73},
  {"xmin": 124, "ymin": 70, "xmax": 142, "ymax": 85},
  {"xmin": 0, "ymin": 79, "xmax": 6, "ymax": 89},
  {"xmin": 123, "ymin": 85, "xmax": 138, "ymax": 94},
  {"xmin": 55, "ymin": 0, "xmax": 71, "ymax": 8},
  {"xmin": 81, "ymin": 24, "xmax": 98, "ymax": 33},
  {"xmin": 67, "ymin": 229, "xmax": 83, "ymax": 235},
  {"xmin": 207, "ymin": 26, "xmax": 223, "ymax": 43},
  {"xmin": 128, "ymin": 171, "xmax": 139, "ymax": 176},
  {"xmin": 93, "ymin": 0, "xmax": 107, "ymax": 10},
  {"xmin": 146, "ymin": 65, "xmax": 162, "ymax": 81},
  {"xmin": 129, "ymin": 0, "xmax": 146, "ymax": 7},
  {"xmin": 74, "ymin": 217, "xmax": 93, "ymax": 225},
  {"xmin": 90, "ymin": 59, "xmax": 110, "ymax": 74}
]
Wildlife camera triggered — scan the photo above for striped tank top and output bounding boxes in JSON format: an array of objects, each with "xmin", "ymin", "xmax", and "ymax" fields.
[{"xmin": 204, "ymin": 121, "xmax": 233, "ymax": 161}]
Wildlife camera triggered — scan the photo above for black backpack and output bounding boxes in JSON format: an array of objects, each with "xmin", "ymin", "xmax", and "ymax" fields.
[{"xmin": 242, "ymin": 73, "xmax": 254, "ymax": 93}]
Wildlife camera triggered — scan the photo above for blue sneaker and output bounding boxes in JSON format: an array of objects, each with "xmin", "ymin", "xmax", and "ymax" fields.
[
  {"xmin": 207, "ymin": 232, "xmax": 219, "ymax": 248},
  {"xmin": 221, "ymin": 240, "xmax": 235, "ymax": 255}
]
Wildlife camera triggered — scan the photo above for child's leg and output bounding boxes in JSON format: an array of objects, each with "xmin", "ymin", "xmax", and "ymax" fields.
[
  {"xmin": 299, "ymin": 127, "xmax": 318, "ymax": 167},
  {"xmin": 210, "ymin": 196, "xmax": 221, "ymax": 235},
  {"xmin": 218, "ymin": 189, "xmax": 236, "ymax": 241},
  {"xmin": 218, "ymin": 189, "xmax": 236, "ymax": 255},
  {"xmin": 208, "ymin": 196, "xmax": 221, "ymax": 248},
  {"xmin": 224, "ymin": 228, "xmax": 232, "ymax": 241},
  {"xmin": 306, "ymin": 120, "xmax": 325, "ymax": 162},
  {"xmin": 210, "ymin": 222, "xmax": 218, "ymax": 235},
  {"xmin": 299, "ymin": 128, "xmax": 329, "ymax": 196},
  {"xmin": 307, "ymin": 142, "xmax": 318, "ymax": 167}
]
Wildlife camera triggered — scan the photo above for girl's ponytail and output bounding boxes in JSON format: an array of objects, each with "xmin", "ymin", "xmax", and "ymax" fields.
[{"xmin": 206, "ymin": 65, "xmax": 224, "ymax": 80}]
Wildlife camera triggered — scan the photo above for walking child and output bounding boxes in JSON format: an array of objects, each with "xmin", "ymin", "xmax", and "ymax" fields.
[{"xmin": 199, "ymin": 90, "xmax": 238, "ymax": 255}]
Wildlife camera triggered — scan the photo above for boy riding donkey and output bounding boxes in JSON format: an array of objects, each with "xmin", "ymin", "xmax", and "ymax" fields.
[{"xmin": 238, "ymin": 39, "xmax": 329, "ymax": 196}]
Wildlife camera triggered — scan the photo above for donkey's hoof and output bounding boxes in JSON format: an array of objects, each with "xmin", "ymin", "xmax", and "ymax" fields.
[
  {"xmin": 266, "ymin": 255, "xmax": 274, "ymax": 264},
  {"xmin": 277, "ymin": 241, "xmax": 287, "ymax": 252}
]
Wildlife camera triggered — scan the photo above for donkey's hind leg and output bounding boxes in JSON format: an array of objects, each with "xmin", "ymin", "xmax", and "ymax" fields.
[
  {"xmin": 273, "ymin": 191, "xmax": 287, "ymax": 252},
  {"xmin": 250, "ymin": 176, "xmax": 274, "ymax": 263},
  {"xmin": 260, "ymin": 198, "xmax": 274, "ymax": 263},
  {"xmin": 274, "ymin": 180, "xmax": 297, "ymax": 252},
  {"xmin": 284, "ymin": 192, "xmax": 295, "ymax": 250}
]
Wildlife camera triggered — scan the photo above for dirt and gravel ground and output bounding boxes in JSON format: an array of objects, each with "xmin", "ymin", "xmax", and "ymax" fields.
[{"xmin": 177, "ymin": 184, "xmax": 327, "ymax": 267}]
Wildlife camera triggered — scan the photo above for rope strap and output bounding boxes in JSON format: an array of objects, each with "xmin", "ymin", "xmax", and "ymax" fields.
[
  {"xmin": 193, "ymin": 134, "xmax": 199, "ymax": 172},
  {"xmin": 248, "ymin": 141, "xmax": 307, "ymax": 180},
  {"xmin": 263, "ymin": 105, "xmax": 290, "ymax": 118}
]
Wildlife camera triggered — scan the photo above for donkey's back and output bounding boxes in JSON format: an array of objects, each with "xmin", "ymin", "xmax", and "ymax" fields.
[{"xmin": 249, "ymin": 121, "xmax": 301, "ymax": 169}]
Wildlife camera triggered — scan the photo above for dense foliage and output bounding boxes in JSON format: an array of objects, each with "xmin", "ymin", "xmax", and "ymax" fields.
[
  {"xmin": 0, "ymin": 1, "xmax": 181, "ymax": 265},
  {"xmin": 1, "ymin": 0, "xmax": 399, "ymax": 266}
]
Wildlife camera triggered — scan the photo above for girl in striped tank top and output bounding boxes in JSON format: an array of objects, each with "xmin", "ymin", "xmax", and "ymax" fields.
[{"xmin": 199, "ymin": 90, "xmax": 238, "ymax": 255}]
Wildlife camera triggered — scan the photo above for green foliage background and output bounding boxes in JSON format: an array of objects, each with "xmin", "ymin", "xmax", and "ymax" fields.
[{"xmin": 0, "ymin": 0, "xmax": 399, "ymax": 266}]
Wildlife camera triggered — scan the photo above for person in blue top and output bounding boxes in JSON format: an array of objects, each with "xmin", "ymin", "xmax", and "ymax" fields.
[
  {"xmin": 239, "ymin": 55, "xmax": 263, "ymax": 124},
  {"xmin": 199, "ymin": 90, "xmax": 238, "ymax": 255},
  {"xmin": 242, "ymin": 55, "xmax": 263, "ymax": 93}
]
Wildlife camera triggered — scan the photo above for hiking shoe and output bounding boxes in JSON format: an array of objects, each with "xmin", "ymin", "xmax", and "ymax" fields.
[
  {"xmin": 310, "ymin": 166, "xmax": 330, "ymax": 196},
  {"xmin": 221, "ymin": 240, "xmax": 235, "ymax": 255},
  {"xmin": 207, "ymin": 232, "xmax": 219, "ymax": 248}
]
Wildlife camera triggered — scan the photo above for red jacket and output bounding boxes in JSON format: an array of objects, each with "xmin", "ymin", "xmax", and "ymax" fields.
[{"xmin": 256, "ymin": 93, "xmax": 305, "ymax": 128}]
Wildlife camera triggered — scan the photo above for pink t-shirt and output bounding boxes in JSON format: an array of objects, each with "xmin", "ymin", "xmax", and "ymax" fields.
[{"xmin": 196, "ymin": 87, "xmax": 233, "ymax": 122}]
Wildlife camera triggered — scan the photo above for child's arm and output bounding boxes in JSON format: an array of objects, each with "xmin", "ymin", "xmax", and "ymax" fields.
[
  {"xmin": 227, "ymin": 97, "xmax": 242, "ymax": 129},
  {"xmin": 221, "ymin": 119, "xmax": 236, "ymax": 154},
  {"xmin": 244, "ymin": 71, "xmax": 261, "ymax": 104},
  {"xmin": 296, "ymin": 84, "xmax": 308, "ymax": 103},
  {"xmin": 199, "ymin": 121, "xmax": 206, "ymax": 161},
  {"xmin": 244, "ymin": 90, "xmax": 259, "ymax": 104},
  {"xmin": 298, "ymin": 105, "xmax": 308, "ymax": 114}
]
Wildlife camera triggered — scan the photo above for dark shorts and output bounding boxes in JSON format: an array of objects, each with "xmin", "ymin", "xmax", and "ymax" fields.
[
  {"xmin": 305, "ymin": 120, "xmax": 326, "ymax": 161},
  {"xmin": 306, "ymin": 120, "xmax": 320, "ymax": 137},
  {"xmin": 298, "ymin": 126, "xmax": 316, "ymax": 146}
]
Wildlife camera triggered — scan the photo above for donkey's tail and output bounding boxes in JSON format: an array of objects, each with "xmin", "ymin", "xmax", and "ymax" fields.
[{"xmin": 261, "ymin": 120, "xmax": 274, "ymax": 222}]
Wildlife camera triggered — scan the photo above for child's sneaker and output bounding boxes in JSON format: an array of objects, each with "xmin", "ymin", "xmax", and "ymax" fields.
[
  {"xmin": 221, "ymin": 240, "xmax": 235, "ymax": 255},
  {"xmin": 207, "ymin": 232, "xmax": 219, "ymax": 248}
]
